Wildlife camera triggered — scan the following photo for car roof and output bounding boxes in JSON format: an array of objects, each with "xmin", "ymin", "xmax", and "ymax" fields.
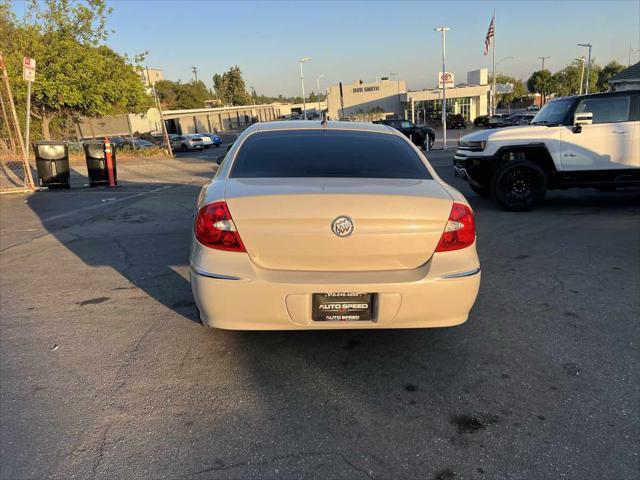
[
  {"xmin": 549, "ymin": 90, "xmax": 640, "ymax": 103},
  {"xmin": 250, "ymin": 120, "xmax": 397, "ymax": 135}
]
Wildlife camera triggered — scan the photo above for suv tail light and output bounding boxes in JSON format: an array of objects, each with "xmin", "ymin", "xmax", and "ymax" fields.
[
  {"xmin": 195, "ymin": 201, "xmax": 246, "ymax": 252},
  {"xmin": 435, "ymin": 202, "xmax": 475, "ymax": 252}
]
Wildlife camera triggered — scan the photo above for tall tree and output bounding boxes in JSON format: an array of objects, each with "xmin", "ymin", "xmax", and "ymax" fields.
[
  {"xmin": 551, "ymin": 61, "xmax": 584, "ymax": 96},
  {"xmin": 3, "ymin": 0, "xmax": 150, "ymax": 139},
  {"xmin": 155, "ymin": 80, "xmax": 210, "ymax": 109},
  {"xmin": 211, "ymin": 66, "xmax": 250, "ymax": 106},
  {"xmin": 527, "ymin": 70, "xmax": 554, "ymax": 104},
  {"xmin": 597, "ymin": 61, "xmax": 626, "ymax": 92}
]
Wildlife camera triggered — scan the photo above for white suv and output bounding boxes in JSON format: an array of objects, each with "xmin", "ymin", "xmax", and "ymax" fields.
[{"xmin": 454, "ymin": 90, "xmax": 639, "ymax": 210}]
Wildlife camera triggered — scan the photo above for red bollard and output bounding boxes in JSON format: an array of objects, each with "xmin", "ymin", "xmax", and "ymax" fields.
[{"xmin": 104, "ymin": 136, "xmax": 116, "ymax": 187}]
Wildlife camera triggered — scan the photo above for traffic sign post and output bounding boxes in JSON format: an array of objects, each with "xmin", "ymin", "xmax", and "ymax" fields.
[{"xmin": 23, "ymin": 57, "xmax": 35, "ymax": 170}]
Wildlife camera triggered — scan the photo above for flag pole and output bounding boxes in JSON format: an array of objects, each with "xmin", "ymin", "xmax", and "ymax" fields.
[{"xmin": 491, "ymin": 9, "xmax": 496, "ymax": 116}]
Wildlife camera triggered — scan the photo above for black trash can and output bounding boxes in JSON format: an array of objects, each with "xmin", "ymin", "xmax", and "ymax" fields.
[
  {"xmin": 32, "ymin": 141, "xmax": 70, "ymax": 189},
  {"xmin": 83, "ymin": 140, "xmax": 117, "ymax": 186}
]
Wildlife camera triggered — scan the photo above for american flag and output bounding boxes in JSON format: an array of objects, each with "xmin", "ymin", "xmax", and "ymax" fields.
[{"xmin": 484, "ymin": 13, "xmax": 495, "ymax": 56}]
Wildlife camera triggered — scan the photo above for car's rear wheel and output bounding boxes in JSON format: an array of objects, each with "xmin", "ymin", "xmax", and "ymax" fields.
[
  {"xmin": 491, "ymin": 159, "xmax": 547, "ymax": 211},
  {"xmin": 181, "ymin": 144, "xmax": 187, "ymax": 152}
]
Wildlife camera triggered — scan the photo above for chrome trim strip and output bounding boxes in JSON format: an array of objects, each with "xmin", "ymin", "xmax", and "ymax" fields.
[
  {"xmin": 439, "ymin": 267, "xmax": 481, "ymax": 279},
  {"xmin": 191, "ymin": 266, "xmax": 242, "ymax": 281}
]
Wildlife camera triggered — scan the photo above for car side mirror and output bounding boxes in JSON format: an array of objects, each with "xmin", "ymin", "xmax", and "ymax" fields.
[{"xmin": 573, "ymin": 112, "xmax": 593, "ymax": 133}]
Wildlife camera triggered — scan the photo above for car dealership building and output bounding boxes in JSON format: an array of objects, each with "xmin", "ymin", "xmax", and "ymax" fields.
[{"xmin": 327, "ymin": 69, "xmax": 490, "ymax": 124}]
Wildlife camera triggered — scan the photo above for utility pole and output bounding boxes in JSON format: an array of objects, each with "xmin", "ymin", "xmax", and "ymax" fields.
[
  {"xmin": 577, "ymin": 43, "xmax": 592, "ymax": 93},
  {"xmin": 538, "ymin": 56, "xmax": 550, "ymax": 70},
  {"xmin": 192, "ymin": 66, "xmax": 198, "ymax": 82},
  {"xmin": 299, "ymin": 57, "xmax": 311, "ymax": 120},
  {"xmin": 434, "ymin": 27, "xmax": 449, "ymax": 150}
]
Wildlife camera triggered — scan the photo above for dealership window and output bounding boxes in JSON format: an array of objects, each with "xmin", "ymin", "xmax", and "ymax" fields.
[{"xmin": 408, "ymin": 97, "xmax": 473, "ymax": 125}]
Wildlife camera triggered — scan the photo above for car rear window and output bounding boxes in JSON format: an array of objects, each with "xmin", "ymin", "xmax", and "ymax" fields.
[{"xmin": 229, "ymin": 130, "xmax": 431, "ymax": 179}]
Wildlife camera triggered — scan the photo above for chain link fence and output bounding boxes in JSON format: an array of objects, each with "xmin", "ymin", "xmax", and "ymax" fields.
[{"xmin": 0, "ymin": 148, "xmax": 34, "ymax": 194}]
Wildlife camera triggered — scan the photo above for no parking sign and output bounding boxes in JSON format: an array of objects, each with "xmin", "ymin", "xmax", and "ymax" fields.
[{"xmin": 23, "ymin": 57, "xmax": 36, "ymax": 82}]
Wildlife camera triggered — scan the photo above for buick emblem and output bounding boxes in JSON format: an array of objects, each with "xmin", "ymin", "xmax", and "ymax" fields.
[{"xmin": 331, "ymin": 216, "xmax": 354, "ymax": 237}]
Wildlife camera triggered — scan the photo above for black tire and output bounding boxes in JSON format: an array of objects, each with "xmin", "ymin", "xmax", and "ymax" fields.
[
  {"xmin": 491, "ymin": 159, "xmax": 547, "ymax": 211},
  {"xmin": 180, "ymin": 144, "xmax": 187, "ymax": 152},
  {"xmin": 214, "ymin": 144, "xmax": 220, "ymax": 148},
  {"xmin": 470, "ymin": 183, "xmax": 490, "ymax": 197}
]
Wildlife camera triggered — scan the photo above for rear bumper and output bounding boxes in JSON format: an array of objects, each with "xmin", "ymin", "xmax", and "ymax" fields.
[{"xmin": 191, "ymin": 255, "xmax": 480, "ymax": 330}]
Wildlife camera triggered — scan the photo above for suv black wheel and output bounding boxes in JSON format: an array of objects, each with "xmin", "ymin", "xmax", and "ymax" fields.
[{"xmin": 491, "ymin": 159, "xmax": 547, "ymax": 211}]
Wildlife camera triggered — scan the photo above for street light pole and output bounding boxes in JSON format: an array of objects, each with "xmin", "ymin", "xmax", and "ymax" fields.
[
  {"xmin": 192, "ymin": 66, "xmax": 198, "ymax": 83},
  {"xmin": 575, "ymin": 57, "xmax": 585, "ymax": 95},
  {"xmin": 315, "ymin": 74, "xmax": 325, "ymax": 117},
  {"xmin": 299, "ymin": 57, "xmax": 311, "ymax": 120},
  {"xmin": 577, "ymin": 43, "xmax": 592, "ymax": 93},
  {"xmin": 435, "ymin": 27, "xmax": 449, "ymax": 150}
]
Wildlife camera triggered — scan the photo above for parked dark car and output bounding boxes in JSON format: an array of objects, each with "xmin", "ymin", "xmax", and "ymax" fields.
[
  {"xmin": 372, "ymin": 119, "xmax": 435, "ymax": 150},
  {"xmin": 121, "ymin": 139, "xmax": 155, "ymax": 150},
  {"xmin": 502, "ymin": 112, "xmax": 536, "ymax": 126},
  {"xmin": 448, "ymin": 114, "xmax": 467, "ymax": 129},
  {"xmin": 487, "ymin": 114, "xmax": 510, "ymax": 128},
  {"xmin": 473, "ymin": 115, "xmax": 491, "ymax": 127}
]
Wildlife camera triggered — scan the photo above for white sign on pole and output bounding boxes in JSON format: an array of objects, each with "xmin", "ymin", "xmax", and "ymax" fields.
[
  {"xmin": 438, "ymin": 71, "xmax": 454, "ymax": 88},
  {"xmin": 494, "ymin": 83, "xmax": 514, "ymax": 94},
  {"xmin": 23, "ymin": 57, "xmax": 36, "ymax": 82}
]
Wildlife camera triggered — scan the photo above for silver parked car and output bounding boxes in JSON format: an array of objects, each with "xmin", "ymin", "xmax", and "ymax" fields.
[{"xmin": 171, "ymin": 135, "xmax": 205, "ymax": 151}]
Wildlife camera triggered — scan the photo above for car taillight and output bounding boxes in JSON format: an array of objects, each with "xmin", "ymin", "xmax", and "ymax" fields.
[
  {"xmin": 195, "ymin": 201, "xmax": 246, "ymax": 252},
  {"xmin": 435, "ymin": 202, "xmax": 475, "ymax": 252}
]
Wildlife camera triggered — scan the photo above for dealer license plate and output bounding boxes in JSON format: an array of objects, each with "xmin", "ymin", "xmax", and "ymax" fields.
[{"xmin": 312, "ymin": 292, "xmax": 374, "ymax": 321}]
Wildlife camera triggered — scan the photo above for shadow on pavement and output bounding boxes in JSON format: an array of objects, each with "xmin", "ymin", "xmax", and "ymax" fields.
[{"xmin": 26, "ymin": 168, "xmax": 212, "ymax": 324}]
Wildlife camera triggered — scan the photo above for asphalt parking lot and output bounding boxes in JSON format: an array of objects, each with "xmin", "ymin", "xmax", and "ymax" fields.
[{"xmin": 1, "ymin": 149, "xmax": 639, "ymax": 479}]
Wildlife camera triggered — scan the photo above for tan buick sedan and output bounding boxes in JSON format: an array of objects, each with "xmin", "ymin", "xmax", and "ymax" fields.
[{"xmin": 190, "ymin": 121, "xmax": 480, "ymax": 330}]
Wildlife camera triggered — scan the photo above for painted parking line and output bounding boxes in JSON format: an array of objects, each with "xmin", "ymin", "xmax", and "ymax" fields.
[{"xmin": 40, "ymin": 185, "xmax": 173, "ymax": 223}]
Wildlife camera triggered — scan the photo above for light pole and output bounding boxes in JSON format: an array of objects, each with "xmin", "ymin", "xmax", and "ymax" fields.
[
  {"xmin": 575, "ymin": 57, "xmax": 585, "ymax": 95},
  {"xmin": 250, "ymin": 86, "xmax": 256, "ymax": 106},
  {"xmin": 299, "ymin": 57, "xmax": 311, "ymax": 119},
  {"xmin": 434, "ymin": 26, "xmax": 449, "ymax": 150},
  {"xmin": 577, "ymin": 43, "xmax": 592, "ymax": 93},
  {"xmin": 315, "ymin": 74, "xmax": 325, "ymax": 117},
  {"xmin": 191, "ymin": 66, "xmax": 198, "ymax": 83},
  {"xmin": 537, "ymin": 56, "xmax": 550, "ymax": 70}
]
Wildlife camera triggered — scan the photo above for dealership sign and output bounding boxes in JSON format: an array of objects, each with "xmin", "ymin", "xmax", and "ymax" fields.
[
  {"xmin": 438, "ymin": 72, "xmax": 454, "ymax": 88},
  {"xmin": 23, "ymin": 57, "xmax": 36, "ymax": 82},
  {"xmin": 493, "ymin": 83, "xmax": 514, "ymax": 94}
]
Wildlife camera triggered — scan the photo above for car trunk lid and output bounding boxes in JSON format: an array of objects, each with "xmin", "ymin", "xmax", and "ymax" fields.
[{"xmin": 225, "ymin": 178, "xmax": 452, "ymax": 271}]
